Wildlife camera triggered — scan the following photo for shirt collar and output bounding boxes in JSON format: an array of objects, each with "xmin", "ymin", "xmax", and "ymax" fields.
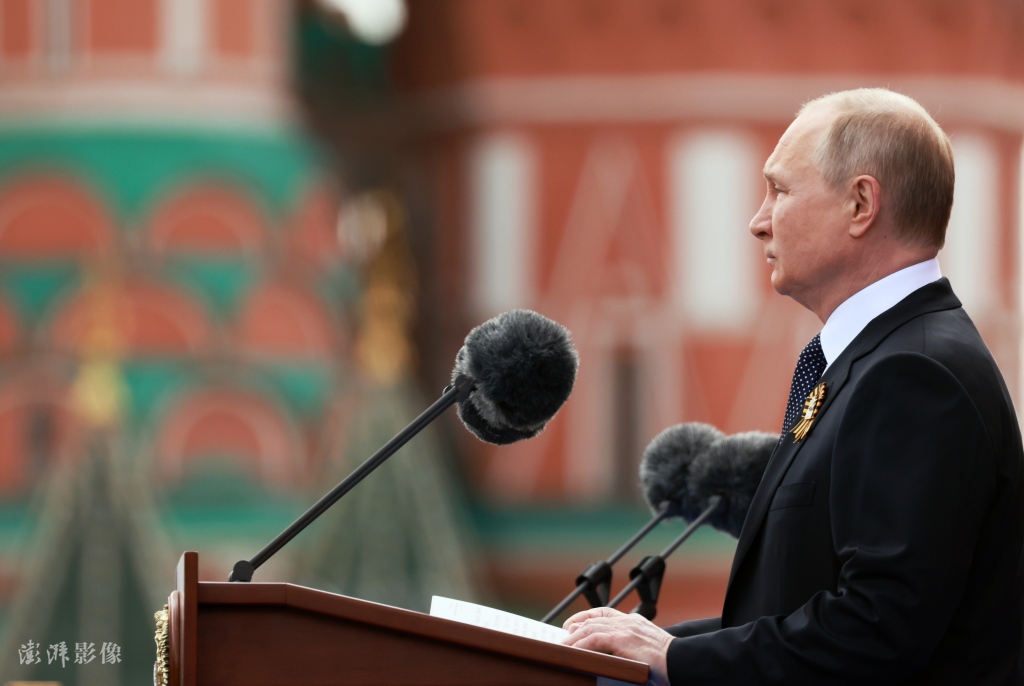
[{"xmin": 819, "ymin": 258, "xmax": 942, "ymax": 369}]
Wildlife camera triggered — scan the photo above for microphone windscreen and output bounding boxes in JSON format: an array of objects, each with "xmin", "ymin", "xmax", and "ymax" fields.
[
  {"xmin": 454, "ymin": 391, "xmax": 540, "ymax": 444},
  {"xmin": 452, "ymin": 309, "xmax": 579, "ymax": 445},
  {"xmin": 639, "ymin": 423, "xmax": 723, "ymax": 519},
  {"xmin": 688, "ymin": 431, "xmax": 776, "ymax": 538}
]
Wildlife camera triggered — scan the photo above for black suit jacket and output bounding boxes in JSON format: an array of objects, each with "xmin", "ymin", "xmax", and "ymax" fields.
[{"xmin": 665, "ymin": 280, "xmax": 1024, "ymax": 685}]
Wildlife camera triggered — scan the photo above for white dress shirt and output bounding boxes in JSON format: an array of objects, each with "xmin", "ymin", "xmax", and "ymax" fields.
[{"xmin": 819, "ymin": 259, "xmax": 943, "ymax": 371}]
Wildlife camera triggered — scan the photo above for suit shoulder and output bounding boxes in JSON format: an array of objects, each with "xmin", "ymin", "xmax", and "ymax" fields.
[
  {"xmin": 865, "ymin": 309, "xmax": 1019, "ymax": 456},
  {"xmin": 881, "ymin": 308, "xmax": 1001, "ymax": 388}
]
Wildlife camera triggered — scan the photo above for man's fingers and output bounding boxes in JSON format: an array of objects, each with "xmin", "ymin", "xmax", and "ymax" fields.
[
  {"xmin": 562, "ymin": 606, "xmax": 624, "ymax": 632},
  {"xmin": 562, "ymin": 614, "xmax": 637, "ymax": 646},
  {"xmin": 561, "ymin": 613, "xmax": 672, "ymax": 686},
  {"xmin": 569, "ymin": 629, "xmax": 620, "ymax": 654},
  {"xmin": 562, "ymin": 616, "xmax": 616, "ymax": 648}
]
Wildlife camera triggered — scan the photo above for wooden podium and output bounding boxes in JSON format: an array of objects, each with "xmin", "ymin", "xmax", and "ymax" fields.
[{"xmin": 160, "ymin": 552, "xmax": 649, "ymax": 686}]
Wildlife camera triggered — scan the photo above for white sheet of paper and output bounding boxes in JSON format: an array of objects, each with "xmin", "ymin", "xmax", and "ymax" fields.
[{"xmin": 430, "ymin": 595, "xmax": 570, "ymax": 644}]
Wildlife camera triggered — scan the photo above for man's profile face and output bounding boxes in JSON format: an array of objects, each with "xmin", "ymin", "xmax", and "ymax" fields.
[{"xmin": 749, "ymin": 106, "xmax": 851, "ymax": 316}]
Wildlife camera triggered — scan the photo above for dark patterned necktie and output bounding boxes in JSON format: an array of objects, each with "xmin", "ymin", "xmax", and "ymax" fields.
[{"xmin": 782, "ymin": 333, "xmax": 827, "ymax": 436}]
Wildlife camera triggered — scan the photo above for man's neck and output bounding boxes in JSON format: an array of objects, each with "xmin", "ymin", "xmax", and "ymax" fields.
[
  {"xmin": 818, "ymin": 258, "xmax": 942, "ymax": 368},
  {"xmin": 810, "ymin": 247, "xmax": 939, "ymax": 323}
]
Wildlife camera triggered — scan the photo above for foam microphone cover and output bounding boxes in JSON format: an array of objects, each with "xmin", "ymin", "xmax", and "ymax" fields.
[
  {"xmin": 688, "ymin": 431, "xmax": 776, "ymax": 538},
  {"xmin": 452, "ymin": 309, "xmax": 579, "ymax": 445},
  {"xmin": 639, "ymin": 423, "xmax": 724, "ymax": 520}
]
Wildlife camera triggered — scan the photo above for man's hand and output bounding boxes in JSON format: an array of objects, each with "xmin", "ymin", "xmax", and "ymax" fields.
[{"xmin": 562, "ymin": 607, "xmax": 672, "ymax": 686}]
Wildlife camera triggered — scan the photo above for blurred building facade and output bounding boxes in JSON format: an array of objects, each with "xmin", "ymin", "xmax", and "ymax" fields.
[{"xmin": 0, "ymin": 1, "xmax": 477, "ymax": 683}]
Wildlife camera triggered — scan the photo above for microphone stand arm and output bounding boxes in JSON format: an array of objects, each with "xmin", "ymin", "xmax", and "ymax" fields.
[
  {"xmin": 540, "ymin": 502, "xmax": 672, "ymax": 624},
  {"xmin": 228, "ymin": 375, "xmax": 476, "ymax": 582},
  {"xmin": 606, "ymin": 495, "xmax": 722, "ymax": 620}
]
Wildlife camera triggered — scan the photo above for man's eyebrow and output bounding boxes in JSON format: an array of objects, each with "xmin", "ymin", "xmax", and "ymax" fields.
[{"xmin": 762, "ymin": 168, "xmax": 777, "ymax": 182}]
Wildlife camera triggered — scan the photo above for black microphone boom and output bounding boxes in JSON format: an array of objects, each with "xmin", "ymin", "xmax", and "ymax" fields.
[
  {"xmin": 228, "ymin": 309, "xmax": 578, "ymax": 582},
  {"xmin": 540, "ymin": 501, "xmax": 674, "ymax": 625},
  {"xmin": 229, "ymin": 375, "xmax": 474, "ymax": 582},
  {"xmin": 607, "ymin": 495, "xmax": 722, "ymax": 620}
]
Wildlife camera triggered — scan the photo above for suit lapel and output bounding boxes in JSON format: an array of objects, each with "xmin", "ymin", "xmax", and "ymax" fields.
[
  {"xmin": 725, "ymin": 279, "xmax": 962, "ymax": 590},
  {"xmin": 726, "ymin": 364, "xmax": 850, "ymax": 588}
]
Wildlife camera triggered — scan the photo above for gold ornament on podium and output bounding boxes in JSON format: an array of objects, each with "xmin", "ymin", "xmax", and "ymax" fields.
[{"xmin": 154, "ymin": 604, "xmax": 169, "ymax": 686}]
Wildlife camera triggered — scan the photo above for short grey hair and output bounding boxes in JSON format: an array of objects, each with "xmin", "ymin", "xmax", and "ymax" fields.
[{"xmin": 800, "ymin": 88, "xmax": 955, "ymax": 249}]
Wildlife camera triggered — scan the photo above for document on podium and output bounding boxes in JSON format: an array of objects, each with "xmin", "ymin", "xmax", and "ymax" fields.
[
  {"xmin": 431, "ymin": 597, "xmax": 643, "ymax": 686},
  {"xmin": 430, "ymin": 596, "xmax": 570, "ymax": 644}
]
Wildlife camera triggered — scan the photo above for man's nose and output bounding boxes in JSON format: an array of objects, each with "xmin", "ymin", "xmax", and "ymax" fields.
[{"xmin": 749, "ymin": 198, "xmax": 772, "ymax": 238}]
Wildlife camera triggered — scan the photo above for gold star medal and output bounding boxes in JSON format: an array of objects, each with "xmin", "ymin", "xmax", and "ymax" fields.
[{"xmin": 790, "ymin": 382, "xmax": 826, "ymax": 442}]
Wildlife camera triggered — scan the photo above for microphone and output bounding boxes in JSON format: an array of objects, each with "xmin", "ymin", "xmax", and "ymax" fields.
[
  {"xmin": 452, "ymin": 309, "xmax": 579, "ymax": 445},
  {"xmin": 688, "ymin": 431, "xmax": 776, "ymax": 538},
  {"xmin": 541, "ymin": 424, "xmax": 722, "ymax": 624},
  {"xmin": 640, "ymin": 423, "xmax": 776, "ymax": 538},
  {"xmin": 228, "ymin": 309, "xmax": 578, "ymax": 582},
  {"xmin": 604, "ymin": 425, "xmax": 773, "ymax": 619},
  {"xmin": 639, "ymin": 423, "xmax": 724, "ymax": 521}
]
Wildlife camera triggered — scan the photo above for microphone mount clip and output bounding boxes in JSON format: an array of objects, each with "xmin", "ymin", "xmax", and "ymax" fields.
[
  {"xmin": 627, "ymin": 555, "xmax": 666, "ymax": 620},
  {"xmin": 575, "ymin": 561, "xmax": 613, "ymax": 609}
]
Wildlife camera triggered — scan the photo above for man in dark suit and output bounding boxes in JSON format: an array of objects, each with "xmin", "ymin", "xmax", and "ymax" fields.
[{"xmin": 562, "ymin": 88, "xmax": 1024, "ymax": 685}]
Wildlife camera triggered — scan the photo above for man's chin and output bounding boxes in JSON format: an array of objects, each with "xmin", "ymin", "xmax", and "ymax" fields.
[{"xmin": 770, "ymin": 272, "xmax": 789, "ymax": 296}]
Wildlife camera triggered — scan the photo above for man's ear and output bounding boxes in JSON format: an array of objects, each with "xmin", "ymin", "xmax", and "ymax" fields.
[{"xmin": 848, "ymin": 175, "xmax": 881, "ymax": 238}]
